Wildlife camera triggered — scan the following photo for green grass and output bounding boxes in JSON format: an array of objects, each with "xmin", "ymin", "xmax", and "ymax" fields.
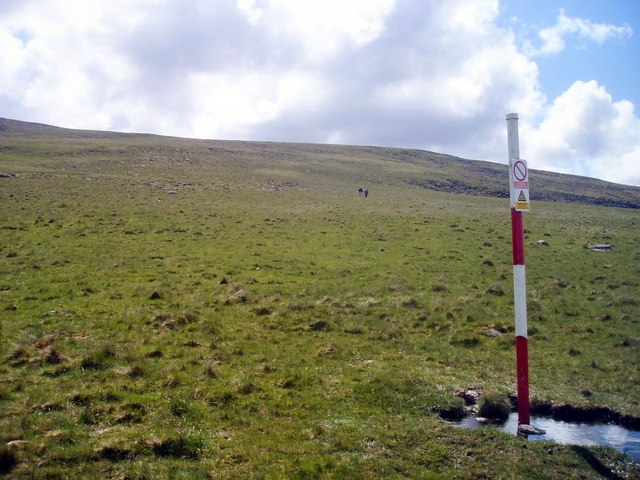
[{"xmin": 1, "ymin": 121, "xmax": 639, "ymax": 478}]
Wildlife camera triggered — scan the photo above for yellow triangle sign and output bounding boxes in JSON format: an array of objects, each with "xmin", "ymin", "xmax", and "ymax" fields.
[{"xmin": 518, "ymin": 190, "xmax": 527, "ymax": 202}]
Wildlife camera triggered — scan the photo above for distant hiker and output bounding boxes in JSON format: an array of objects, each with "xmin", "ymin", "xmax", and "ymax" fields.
[
  {"xmin": 358, "ymin": 187, "xmax": 369, "ymax": 198},
  {"xmin": 358, "ymin": 187, "xmax": 363, "ymax": 196}
]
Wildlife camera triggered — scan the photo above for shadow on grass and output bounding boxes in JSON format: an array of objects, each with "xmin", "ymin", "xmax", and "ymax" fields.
[{"xmin": 570, "ymin": 446, "xmax": 624, "ymax": 480}]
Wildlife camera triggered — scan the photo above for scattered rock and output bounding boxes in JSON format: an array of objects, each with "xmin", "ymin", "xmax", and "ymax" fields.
[
  {"xmin": 586, "ymin": 243, "xmax": 612, "ymax": 252},
  {"xmin": 518, "ymin": 424, "xmax": 546, "ymax": 435},
  {"xmin": 537, "ymin": 240, "xmax": 550, "ymax": 246},
  {"xmin": 31, "ymin": 401, "xmax": 64, "ymax": 412},
  {"xmin": 465, "ymin": 405, "xmax": 480, "ymax": 416},
  {"xmin": 487, "ymin": 328, "xmax": 503, "ymax": 337},
  {"xmin": 224, "ymin": 288, "xmax": 247, "ymax": 305},
  {"xmin": 459, "ymin": 388, "xmax": 481, "ymax": 405}
]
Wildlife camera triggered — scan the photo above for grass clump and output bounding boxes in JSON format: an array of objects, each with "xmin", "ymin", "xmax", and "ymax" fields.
[
  {"xmin": 478, "ymin": 393, "xmax": 511, "ymax": 421},
  {"xmin": 144, "ymin": 433, "xmax": 204, "ymax": 459},
  {"xmin": 79, "ymin": 345, "xmax": 117, "ymax": 370}
]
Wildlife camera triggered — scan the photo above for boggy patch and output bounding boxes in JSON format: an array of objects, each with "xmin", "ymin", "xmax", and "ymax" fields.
[
  {"xmin": 447, "ymin": 391, "xmax": 640, "ymax": 431},
  {"xmin": 530, "ymin": 401, "xmax": 640, "ymax": 430}
]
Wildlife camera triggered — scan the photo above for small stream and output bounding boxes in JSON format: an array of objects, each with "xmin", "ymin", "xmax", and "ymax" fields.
[{"xmin": 447, "ymin": 413, "xmax": 640, "ymax": 461}]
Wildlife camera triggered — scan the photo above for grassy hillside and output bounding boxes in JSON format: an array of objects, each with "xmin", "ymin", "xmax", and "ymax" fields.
[{"xmin": 1, "ymin": 118, "xmax": 639, "ymax": 478}]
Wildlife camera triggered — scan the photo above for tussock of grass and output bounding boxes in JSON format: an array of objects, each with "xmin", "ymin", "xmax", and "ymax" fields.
[
  {"xmin": 145, "ymin": 434, "xmax": 204, "ymax": 459},
  {"xmin": 478, "ymin": 393, "xmax": 511, "ymax": 421},
  {"xmin": 79, "ymin": 345, "xmax": 117, "ymax": 370}
]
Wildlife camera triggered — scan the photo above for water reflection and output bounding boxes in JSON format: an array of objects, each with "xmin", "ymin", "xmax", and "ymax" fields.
[{"xmin": 449, "ymin": 413, "xmax": 640, "ymax": 462}]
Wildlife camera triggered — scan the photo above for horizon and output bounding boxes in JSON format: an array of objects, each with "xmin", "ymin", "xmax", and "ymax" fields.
[{"xmin": 3, "ymin": 115, "xmax": 640, "ymax": 192}]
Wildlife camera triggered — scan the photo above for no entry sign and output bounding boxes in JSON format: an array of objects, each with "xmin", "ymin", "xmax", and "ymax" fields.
[{"xmin": 510, "ymin": 158, "xmax": 530, "ymax": 211}]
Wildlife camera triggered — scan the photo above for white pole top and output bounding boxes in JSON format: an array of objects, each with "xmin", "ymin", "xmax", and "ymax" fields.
[{"xmin": 506, "ymin": 113, "xmax": 520, "ymax": 206}]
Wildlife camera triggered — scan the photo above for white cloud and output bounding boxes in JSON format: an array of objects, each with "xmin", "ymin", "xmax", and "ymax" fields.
[
  {"xmin": 526, "ymin": 9, "xmax": 633, "ymax": 56},
  {"xmin": 0, "ymin": 0, "xmax": 638, "ymax": 185},
  {"xmin": 523, "ymin": 80, "xmax": 640, "ymax": 185}
]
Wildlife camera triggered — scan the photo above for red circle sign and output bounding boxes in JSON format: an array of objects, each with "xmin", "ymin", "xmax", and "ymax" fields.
[{"xmin": 513, "ymin": 160, "xmax": 527, "ymax": 181}]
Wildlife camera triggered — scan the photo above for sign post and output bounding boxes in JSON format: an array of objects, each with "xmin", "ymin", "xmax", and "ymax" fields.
[
  {"xmin": 511, "ymin": 159, "xmax": 529, "ymax": 212},
  {"xmin": 506, "ymin": 113, "xmax": 534, "ymax": 433}
]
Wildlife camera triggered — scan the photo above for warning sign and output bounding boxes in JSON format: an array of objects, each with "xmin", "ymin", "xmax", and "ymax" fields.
[
  {"xmin": 510, "ymin": 159, "xmax": 530, "ymax": 211},
  {"xmin": 515, "ymin": 189, "xmax": 530, "ymax": 210}
]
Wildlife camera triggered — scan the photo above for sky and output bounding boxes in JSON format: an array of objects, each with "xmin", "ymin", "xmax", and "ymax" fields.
[{"xmin": 1, "ymin": 0, "xmax": 639, "ymax": 186}]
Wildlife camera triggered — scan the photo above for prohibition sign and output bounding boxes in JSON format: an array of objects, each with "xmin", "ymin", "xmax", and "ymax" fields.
[{"xmin": 513, "ymin": 160, "xmax": 527, "ymax": 182}]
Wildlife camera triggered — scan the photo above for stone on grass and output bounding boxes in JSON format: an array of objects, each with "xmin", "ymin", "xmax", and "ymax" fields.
[
  {"xmin": 518, "ymin": 424, "xmax": 546, "ymax": 435},
  {"xmin": 487, "ymin": 328, "xmax": 503, "ymax": 338}
]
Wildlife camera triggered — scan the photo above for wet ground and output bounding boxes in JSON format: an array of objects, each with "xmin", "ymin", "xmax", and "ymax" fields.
[{"xmin": 448, "ymin": 413, "xmax": 640, "ymax": 462}]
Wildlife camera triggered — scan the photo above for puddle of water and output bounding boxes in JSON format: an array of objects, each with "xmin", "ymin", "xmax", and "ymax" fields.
[{"xmin": 448, "ymin": 413, "xmax": 640, "ymax": 462}]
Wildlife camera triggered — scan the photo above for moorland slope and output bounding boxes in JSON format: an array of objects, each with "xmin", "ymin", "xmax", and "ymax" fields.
[{"xmin": 1, "ymin": 117, "xmax": 639, "ymax": 478}]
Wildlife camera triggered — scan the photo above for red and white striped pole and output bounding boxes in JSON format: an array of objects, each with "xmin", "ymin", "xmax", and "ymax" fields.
[{"xmin": 506, "ymin": 113, "xmax": 530, "ymax": 427}]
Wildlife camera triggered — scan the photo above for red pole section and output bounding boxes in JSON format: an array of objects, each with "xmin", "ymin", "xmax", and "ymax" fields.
[
  {"xmin": 511, "ymin": 209, "xmax": 525, "ymax": 266},
  {"xmin": 511, "ymin": 208, "xmax": 530, "ymax": 426}
]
